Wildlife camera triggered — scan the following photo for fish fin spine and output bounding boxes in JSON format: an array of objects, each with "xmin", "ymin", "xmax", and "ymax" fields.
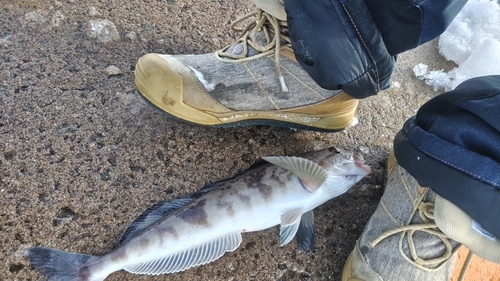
[{"xmin": 262, "ymin": 156, "xmax": 327, "ymax": 192}]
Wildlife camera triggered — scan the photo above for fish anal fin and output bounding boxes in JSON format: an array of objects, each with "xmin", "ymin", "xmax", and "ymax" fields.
[
  {"xmin": 281, "ymin": 208, "xmax": 303, "ymax": 226},
  {"xmin": 262, "ymin": 156, "xmax": 327, "ymax": 192},
  {"xmin": 279, "ymin": 208, "xmax": 304, "ymax": 247},
  {"xmin": 124, "ymin": 232, "xmax": 242, "ymax": 275},
  {"xmin": 280, "ymin": 222, "xmax": 300, "ymax": 247}
]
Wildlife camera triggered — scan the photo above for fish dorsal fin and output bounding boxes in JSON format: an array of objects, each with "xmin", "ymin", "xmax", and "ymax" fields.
[
  {"xmin": 124, "ymin": 232, "xmax": 242, "ymax": 275},
  {"xmin": 120, "ymin": 182, "xmax": 221, "ymax": 245},
  {"xmin": 279, "ymin": 208, "xmax": 303, "ymax": 247},
  {"xmin": 296, "ymin": 210, "xmax": 315, "ymax": 252},
  {"xmin": 262, "ymin": 156, "xmax": 327, "ymax": 192},
  {"xmin": 119, "ymin": 196, "xmax": 194, "ymax": 245}
]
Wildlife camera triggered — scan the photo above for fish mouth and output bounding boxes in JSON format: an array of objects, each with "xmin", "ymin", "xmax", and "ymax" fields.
[
  {"xmin": 352, "ymin": 153, "xmax": 372, "ymax": 175},
  {"xmin": 338, "ymin": 153, "xmax": 371, "ymax": 183},
  {"xmin": 328, "ymin": 152, "xmax": 371, "ymax": 182}
]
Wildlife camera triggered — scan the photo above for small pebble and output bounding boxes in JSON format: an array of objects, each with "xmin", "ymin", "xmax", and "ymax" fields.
[
  {"xmin": 51, "ymin": 10, "xmax": 65, "ymax": 27},
  {"xmin": 89, "ymin": 6, "xmax": 99, "ymax": 16},
  {"xmin": 105, "ymin": 65, "xmax": 121, "ymax": 76},
  {"xmin": 125, "ymin": 31, "xmax": 137, "ymax": 41},
  {"xmin": 100, "ymin": 171, "xmax": 111, "ymax": 181}
]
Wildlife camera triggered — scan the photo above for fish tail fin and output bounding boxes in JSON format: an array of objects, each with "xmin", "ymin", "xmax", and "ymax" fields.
[{"xmin": 24, "ymin": 246, "xmax": 101, "ymax": 281}]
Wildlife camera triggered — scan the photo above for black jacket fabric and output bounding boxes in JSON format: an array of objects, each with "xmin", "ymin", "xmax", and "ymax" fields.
[{"xmin": 285, "ymin": 0, "xmax": 466, "ymax": 99}]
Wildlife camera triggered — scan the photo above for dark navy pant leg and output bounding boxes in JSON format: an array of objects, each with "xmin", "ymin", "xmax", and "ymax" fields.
[
  {"xmin": 394, "ymin": 75, "xmax": 500, "ymax": 238},
  {"xmin": 285, "ymin": 0, "xmax": 467, "ymax": 97},
  {"xmin": 285, "ymin": 0, "xmax": 394, "ymax": 98}
]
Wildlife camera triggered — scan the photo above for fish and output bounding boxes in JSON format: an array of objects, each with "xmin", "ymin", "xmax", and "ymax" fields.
[{"xmin": 24, "ymin": 146, "xmax": 371, "ymax": 281}]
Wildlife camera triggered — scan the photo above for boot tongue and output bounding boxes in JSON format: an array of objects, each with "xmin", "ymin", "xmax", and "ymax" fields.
[{"xmin": 251, "ymin": 0, "xmax": 287, "ymax": 21}]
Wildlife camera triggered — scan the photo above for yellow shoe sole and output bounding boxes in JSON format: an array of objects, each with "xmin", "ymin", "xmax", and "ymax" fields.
[{"xmin": 135, "ymin": 53, "xmax": 359, "ymax": 132}]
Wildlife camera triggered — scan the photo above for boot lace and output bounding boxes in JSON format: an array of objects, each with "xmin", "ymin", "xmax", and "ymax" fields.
[
  {"xmin": 371, "ymin": 199, "xmax": 472, "ymax": 280},
  {"xmin": 216, "ymin": 9, "xmax": 291, "ymax": 92}
]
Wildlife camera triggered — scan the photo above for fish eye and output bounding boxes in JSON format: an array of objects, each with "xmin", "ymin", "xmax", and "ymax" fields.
[{"xmin": 328, "ymin": 147, "xmax": 340, "ymax": 154}]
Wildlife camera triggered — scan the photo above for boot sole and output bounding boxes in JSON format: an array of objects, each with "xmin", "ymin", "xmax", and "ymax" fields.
[
  {"xmin": 137, "ymin": 90, "xmax": 354, "ymax": 132},
  {"xmin": 134, "ymin": 53, "xmax": 358, "ymax": 132}
]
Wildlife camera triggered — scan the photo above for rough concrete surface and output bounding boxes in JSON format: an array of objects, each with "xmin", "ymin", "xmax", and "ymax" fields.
[{"xmin": 1, "ymin": 0, "xmax": 491, "ymax": 281}]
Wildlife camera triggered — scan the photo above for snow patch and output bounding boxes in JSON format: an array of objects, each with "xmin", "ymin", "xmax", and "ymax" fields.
[
  {"xmin": 414, "ymin": 0, "xmax": 500, "ymax": 91},
  {"xmin": 189, "ymin": 66, "xmax": 216, "ymax": 91}
]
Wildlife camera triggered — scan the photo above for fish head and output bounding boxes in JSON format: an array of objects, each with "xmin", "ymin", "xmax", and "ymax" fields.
[{"xmin": 307, "ymin": 147, "xmax": 371, "ymax": 197}]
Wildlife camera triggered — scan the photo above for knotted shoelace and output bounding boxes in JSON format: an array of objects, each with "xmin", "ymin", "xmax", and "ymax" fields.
[
  {"xmin": 217, "ymin": 9, "xmax": 291, "ymax": 92},
  {"xmin": 371, "ymin": 198, "xmax": 471, "ymax": 280}
]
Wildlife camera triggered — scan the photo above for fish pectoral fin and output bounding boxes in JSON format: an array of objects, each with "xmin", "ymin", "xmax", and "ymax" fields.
[
  {"xmin": 296, "ymin": 210, "xmax": 315, "ymax": 252},
  {"xmin": 280, "ymin": 208, "xmax": 303, "ymax": 247},
  {"xmin": 124, "ymin": 232, "xmax": 242, "ymax": 275},
  {"xmin": 262, "ymin": 156, "xmax": 327, "ymax": 192}
]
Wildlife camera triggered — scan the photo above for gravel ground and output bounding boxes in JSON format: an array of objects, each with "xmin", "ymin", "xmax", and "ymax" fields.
[{"xmin": 1, "ymin": 0, "xmax": 458, "ymax": 280}]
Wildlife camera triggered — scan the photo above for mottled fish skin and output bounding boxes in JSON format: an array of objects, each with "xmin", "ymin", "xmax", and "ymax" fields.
[{"xmin": 24, "ymin": 147, "xmax": 371, "ymax": 281}]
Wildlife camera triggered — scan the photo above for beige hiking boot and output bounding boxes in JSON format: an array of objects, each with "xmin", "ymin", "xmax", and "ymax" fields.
[
  {"xmin": 342, "ymin": 151, "xmax": 461, "ymax": 281},
  {"xmin": 343, "ymin": 149, "xmax": 500, "ymax": 281},
  {"xmin": 134, "ymin": 9, "xmax": 358, "ymax": 131}
]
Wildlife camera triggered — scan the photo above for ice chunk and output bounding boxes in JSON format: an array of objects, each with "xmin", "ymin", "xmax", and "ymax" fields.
[
  {"xmin": 413, "ymin": 63, "xmax": 428, "ymax": 77},
  {"xmin": 450, "ymin": 38, "xmax": 500, "ymax": 89},
  {"xmin": 105, "ymin": 65, "xmax": 122, "ymax": 76},
  {"xmin": 439, "ymin": 0, "xmax": 500, "ymax": 65},
  {"xmin": 82, "ymin": 19, "xmax": 120, "ymax": 43},
  {"xmin": 414, "ymin": 0, "xmax": 500, "ymax": 91},
  {"xmin": 413, "ymin": 64, "xmax": 453, "ymax": 91},
  {"xmin": 347, "ymin": 116, "xmax": 359, "ymax": 128}
]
